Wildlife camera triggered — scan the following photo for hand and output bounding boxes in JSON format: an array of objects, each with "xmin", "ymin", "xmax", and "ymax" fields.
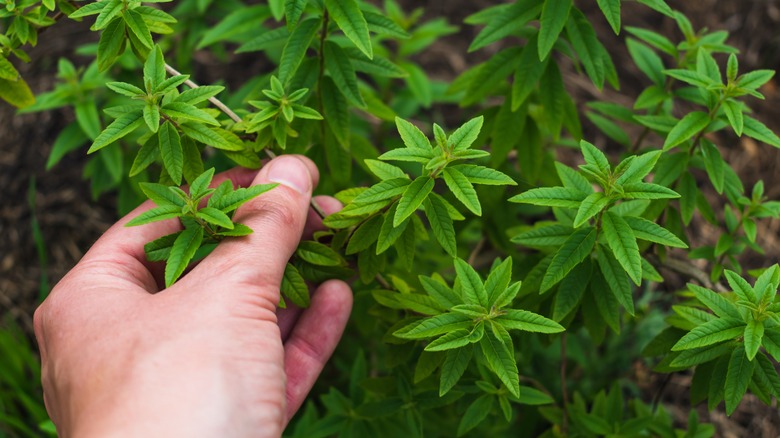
[{"xmin": 33, "ymin": 155, "xmax": 352, "ymax": 437}]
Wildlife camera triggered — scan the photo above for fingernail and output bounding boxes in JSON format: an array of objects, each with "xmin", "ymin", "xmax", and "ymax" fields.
[{"xmin": 266, "ymin": 155, "xmax": 312, "ymax": 194}]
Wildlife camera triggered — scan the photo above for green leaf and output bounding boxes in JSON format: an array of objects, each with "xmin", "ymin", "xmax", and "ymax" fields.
[
  {"xmin": 158, "ymin": 121, "xmax": 183, "ymax": 185},
  {"xmin": 395, "ymin": 117, "xmax": 432, "ymax": 151},
  {"xmin": 670, "ymin": 342, "xmax": 734, "ymax": 368},
  {"xmin": 144, "ymin": 46, "xmax": 166, "ymax": 91},
  {"xmin": 126, "ymin": 204, "xmax": 182, "ymax": 227},
  {"xmin": 622, "ymin": 216, "xmax": 687, "ymax": 248},
  {"xmin": 217, "ymin": 223, "xmax": 253, "ymax": 237},
  {"xmin": 591, "ymin": 270, "xmax": 621, "ymax": 334},
  {"xmin": 395, "ymin": 313, "xmax": 473, "ymax": 339},
  {"xmin": 615, "ymin": 150, "xmax": 662, "ymax": 185},
  {"xmin": 196, "ymin": 207, "xmax": 233, "ymax": 230},
  {"xmin": 346, "ymin": 215, "xmax": 382, "ymax": 255},
  {"xmin": 722, "ymin": 100, "xmax": 744, "ymax": 137},
  {"xmin": 352, "ymin": 178, "xmax": 410, "ymax": 204},
  {"xmin": 663, "ymin": 69, "xmax": 715, "ymax": 88},
  {"xmin": 394, "ymin": 176, "xmax": 435, "ymax": 227},
  {"xmin": 496, "ymin": 309, "xmax": 564, "ymax": 333},
  {"xmin": 324, "ymin": 0, "xmax": 372, "ymax": 59},
  {"xmin": 69, "ymin": 1, "xmax": 108, "ymax": 18},
  {"xmin": 93, "ymin": 0, "xmax": 123, "ymax": 29},
  {"xmin": 485, "ymin": 258, "xmax": 512, "ymax": 307},
  {"xmin": 278, "ymin": 17, "xmax": 321, "ymax": 85},
  {"xmin": 165, "ymin": 227, "xmax": 204, "ymax": 287},
  {"xmin": 426, "ymin": 329, "xmax": 473, "ymax": 352},
  {"xmin": 553, "ymin": 260, "xmax": 592, "ymax": 321},
  {"xmin": 462, "ymin": 46, "xmax": 523, "ymax": 107},
  {"xmin": 480, "ymin": 329, "xmax": 520, "ymax": 398},
  {"xmin": 672, "ymin": 318, "xmax": 745, "ymax": 351},
  {"xmin": 139, "ymin": 183, "xmax": 185, "ymax": 207},
  {"xmin": 580, "ymin": 140, "xmax": 610, "ymax": 174},
  {"xmin": 89, "ymin": 110, "xmax": 144, "ymax": 153},
  {"xmin": 469, "ymin": 0, "xmax": 542, "ymax": 52},
  {"xmin": 420, "ymin": 274, "xmax": 462, "ymax": 308},
  {"xmin": 161, "ymin": 102, "xmax": 219, "ymax": 126},
  {"xmin": 689, "ymin": 284, "xmax": 741, "ymax": 320},
  {"xmin": 197, "ymin": 5, "xmax": 271, "ymax": 48},
  {"xmin": 663, "ymin": 111, "xmax": 710, "ymax": 150},
  {"xmin": 724, "ymin": 270, "xmax": 758, "ymax": 304},
  {"xmin": 377, "ymin": 206, "xmax": 409, "ymax": 254},
  {"xmin": 512, "ymin": 224, "xmax": 574, "ymax": 248},
  {"xmin": 188, "ymin": 168, "xmax": 214, "ymax": 198},
  {"xmin": 509, "ymin": 186, "xmax": 586, "ymax": 208},
  {"xmin": 744, "ymin": 319, "xmax": 764, "ymax": 361},
  {"xmin": 597, "ymin": 0, "xmax": 621, "ymax": 34},
  {"xmin": 143, "ymin": 231, "xmax": 180, "ymax": 262},
  {"xmin": 596, "ymin": 245, "xmax": 634, "ymax": 315},
  {"xmin": 511, "ymin": 35, "xmax": 549, "ymax": 109},
  {"xmin": 700, "ymin": 140, "xmax": 726, "ymax": 194},
  {"xmin": 754, "ymin": 352, "xmax": 780, "ymax": 398},
  {"xmin": 282, "ymin": 263, "xmax": 310, "ymax": 307},
  {"xmin": 725, "ymin": 345, "xmax": 755, "ymax": 416},
  {"xmin": 96, "ymin": 18, "xmax": 126, "ymax": 71},
  {"xmin": 296, "ymin": 241, "xmax": 344, "ymax": 267},
  {"xmin": 207, "ymin": 182, "xmax": 276, "ymax": 213},
  {"xmin": 123, "ymin": 9, "xmax": 153, "ymax": 49},
  {"xmin": 625, "ymin": 26, "xmax": 676, "ymax": 56},
  {"xmin": 626, "ymin": 38, "xmax": 664, "ymax": 86},
  {"xmin": 324, "ymin": 41, "xmax": 364, "ymax": 107},
  {"xmin": 363, "ymin": 11, "xmax": 409, "ymax": 39},
  {"xmin": 442, "ymin": 168, "xmax": 481, "ymax": 216},
  {"xmin": 566, "ymin": 8, "xmax": 607, "ymax": 88},
  {"xmin": 175, "ymin": 85, "xmax": 225, "ymax": 105},
  {"xmin": 106, "ymin": 81, "xmax": 144, "ymax": 97},
  {"xmin": 457, "ymin": 395, "xmax": 494, "ymax": 437},
  {"xmin": 622, "ymin": 182, "xmax": 680, "ymax": 199},
  {"xmin": 573, "ymin": 192, "xmax": 609, "ymax": 228},
  {"xmin": 742, "ymin": 116, "xmax": 780, "ymax": 148},
  {"xmin": 538, "ymin": 0, "xmax": 572, "ymax": 60},
  {"xmin": 180, "ymin": 124, "xmax": 243, "ymax": 151},
  {"xmin": 143, "ymin": 102, "xmax": 161, "ymax": 133},
  {"xmin": 440, "ymin": 345, "xmax": 473, "ymax": 396},
  {"xmin": 236, "ymin": 27, "xmax": 290, "ymax": 53},
  {"xmin": 321, "ymin": 76, "xmax": 350, "ymax": 146},
  {"xmin": 601, "ymin": 212, "xmax": 642, "ymax": 286},
  {"xmin": 46, "ymin": 123, "xmax": 88, "ymax": 170},
  {"xmin": 449, "ymin": 116, "xmax": 484, "ymax": 151},
  {"xmin": 424, "ymin": 194, "xmax": 458, "ymax": 257},
  {"xmin": 541, "ymin": 227, "xmax": 597, "ymax": 292},
  {"xmin": 737, "ymin": 69, "xmax": 775, "ymax": 90},
  {"xmin": 455, "ymin": 258, "xmax": 488, "ymax": 308}
]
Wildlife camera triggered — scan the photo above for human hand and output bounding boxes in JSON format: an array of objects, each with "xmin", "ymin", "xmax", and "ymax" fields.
[{"xmin": 33, "ymin": 155, "xmax": 352, "ymax": 437}]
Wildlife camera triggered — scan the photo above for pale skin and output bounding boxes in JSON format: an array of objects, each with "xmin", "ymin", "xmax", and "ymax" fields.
[{"xmin": 33, "ymin": 155, "xmax": 353, "ymax": 437}]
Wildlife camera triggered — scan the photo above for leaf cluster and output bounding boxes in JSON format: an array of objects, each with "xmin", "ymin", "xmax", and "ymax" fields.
[{"xmin": 130, "ymin": 167, "xmax": 276, "ymax": 286}]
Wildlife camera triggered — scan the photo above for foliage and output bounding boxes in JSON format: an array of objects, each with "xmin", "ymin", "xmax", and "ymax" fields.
[{"xmin": 4, "ymin": 0, "xmax": 780, "ymax": 435}]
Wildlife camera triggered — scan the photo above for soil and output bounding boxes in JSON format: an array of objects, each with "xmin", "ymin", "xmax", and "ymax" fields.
[{"xmin": 2, "ymin": 1, "xmax": 780, "ymax": 436}]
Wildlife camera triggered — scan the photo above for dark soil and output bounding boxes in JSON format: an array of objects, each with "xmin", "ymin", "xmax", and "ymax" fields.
[{"xmin": 2, "ymin": 1, "xmax": 780, "ymax": 436}]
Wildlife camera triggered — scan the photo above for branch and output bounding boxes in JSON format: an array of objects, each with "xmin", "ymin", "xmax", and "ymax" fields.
[{"xmin": 164, "ymin": 63, "xmax": 327, "ymax": 219}]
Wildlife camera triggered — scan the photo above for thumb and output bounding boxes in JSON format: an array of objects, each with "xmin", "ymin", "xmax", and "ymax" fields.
[{"xmin": 183, "ymin": 155, "xmax": 318, "ymax": 302}]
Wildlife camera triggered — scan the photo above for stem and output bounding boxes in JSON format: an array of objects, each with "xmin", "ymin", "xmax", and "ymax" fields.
[
  {"xmin": 651, "ymin": 373, "xmax": 673, "ymax": 413},
  {"xmin": 316, "ymin": 12, "xmax": 329, "ymax": 142},
  {"xmin": 165, "ymin": 64, "xmax": 242, "ymax": 124},
  {"xmin": 164, "ymin": 63, "xmax": 328, "ymax": 219},
  {"xmin": 467, "ymin": 237, "xmax": 486, "ymax": 265},
  {"xmin": 560, "ymin": 333, "xmax": 569, "ymax": 434}
]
